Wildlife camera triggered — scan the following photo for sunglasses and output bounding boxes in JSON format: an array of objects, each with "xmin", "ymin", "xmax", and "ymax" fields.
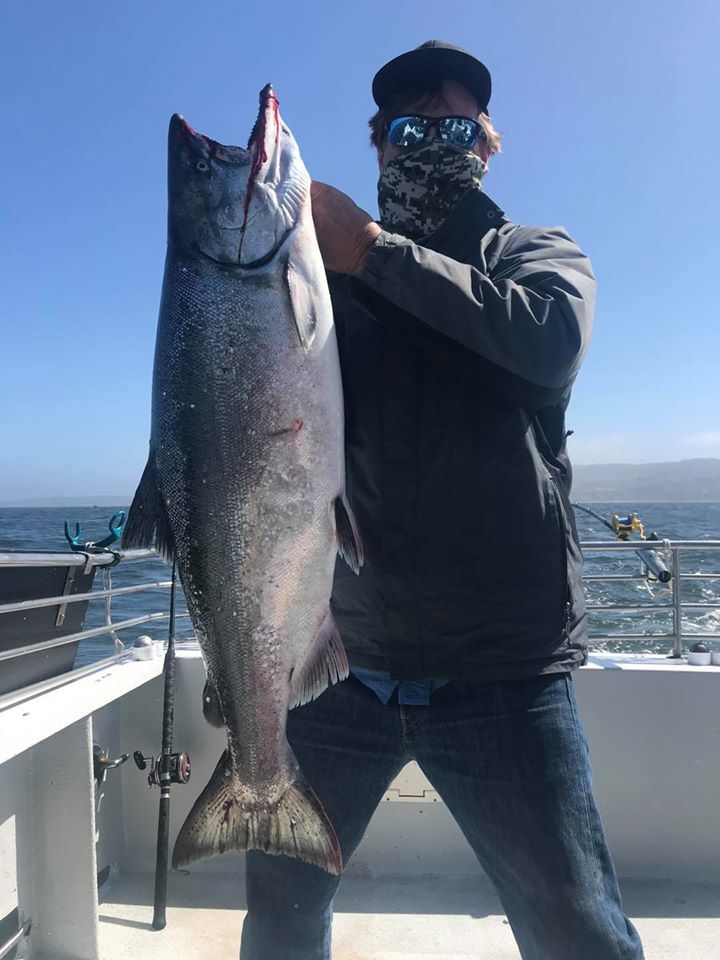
[{"xmin": 386, "ymin": 114, "xmax": 487, "ymax": 150}]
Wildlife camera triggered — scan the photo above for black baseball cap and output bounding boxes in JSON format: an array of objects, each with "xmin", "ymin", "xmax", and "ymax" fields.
[{"xmin": 372, "ymin": 40, "xmax": 492, "ymax": 114}]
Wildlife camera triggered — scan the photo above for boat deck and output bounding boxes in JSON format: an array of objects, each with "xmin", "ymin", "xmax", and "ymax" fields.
[
  {"xmin": 98, "ymin": 869, "xmax": 720, "ymax": 959},
  {"xmin": 4, "ymin": 644, "xmax": 719, "ymax": 959}
]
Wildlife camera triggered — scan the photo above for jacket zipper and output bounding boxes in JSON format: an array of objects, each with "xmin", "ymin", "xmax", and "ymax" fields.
[{"xmin": 546, "ymin": 469, "xmax": 572, "ymax": 635}]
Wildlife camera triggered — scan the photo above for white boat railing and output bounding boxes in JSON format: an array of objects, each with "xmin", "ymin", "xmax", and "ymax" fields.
[
  {"xmin": 0, "ymin": 549, "xmax": 187, "ymax": 710},
  {"xmin": 0, "ymin": 539, "xmax": 718, "ymax": 709},
  {"xmin": 0, "ymin": 919, "xmax": 31, "ymax": 960},
  {"xmin": 580, "ymin": 539, "xmax": 720, "ymax": 657}
]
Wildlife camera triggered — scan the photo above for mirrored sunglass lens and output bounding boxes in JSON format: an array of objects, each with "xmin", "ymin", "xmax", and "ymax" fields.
[
  {"xmin": 439, "ymin": 118, "xmax": 479, "ymax": 147},
  {"xmin": 388, "ymin": 117, "xmax": 427, "ymax": 146}
]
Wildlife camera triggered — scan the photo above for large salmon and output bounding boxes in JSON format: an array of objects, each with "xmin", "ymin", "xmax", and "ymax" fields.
[{"xmin": 123, "ymin": 85, "xmax": 361, "ymax": 875}]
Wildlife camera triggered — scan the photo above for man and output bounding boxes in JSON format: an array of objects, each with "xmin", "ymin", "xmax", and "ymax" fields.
[{"xmin": 240, "ymin": 40, "xmax": 645, "ymax": 960}]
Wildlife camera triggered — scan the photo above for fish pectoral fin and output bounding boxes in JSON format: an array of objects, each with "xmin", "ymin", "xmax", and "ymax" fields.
[
  {"xmin": 334, "ymin": 495, "xmax": 364, "ymax": 574},
  {"xmin": 288, "ymin": 611, "xmax": 349, "ymax": 709},
  {"xmin": 121, "ymin": 457, "xmax": 175, "ymax": 562},
  {"xmin": 202, "ymin": 679, "xmax": 224, "ymax": 728},
  {"xmin": 285, "ymin": 255, "xmax": 318, "ymax": 351},
  {"xmin": 172, "ymin": 749, "xmax": 342, "ymax": 875}
]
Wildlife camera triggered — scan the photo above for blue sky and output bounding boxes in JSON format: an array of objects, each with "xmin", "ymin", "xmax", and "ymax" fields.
[{"xmin": 1, "ymin": 0, "xmax": 718, "ymax": 500}]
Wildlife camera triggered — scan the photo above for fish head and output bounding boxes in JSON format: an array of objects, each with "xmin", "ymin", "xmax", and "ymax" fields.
[{"xmin": 167, "ymin": 86, "xmax": 309, "ymax": 267}]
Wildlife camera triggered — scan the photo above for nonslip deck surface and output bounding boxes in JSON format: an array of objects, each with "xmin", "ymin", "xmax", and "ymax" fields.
[{"xmin": 98, "ymin": 870, "xmax": 720, "ymax": 959}]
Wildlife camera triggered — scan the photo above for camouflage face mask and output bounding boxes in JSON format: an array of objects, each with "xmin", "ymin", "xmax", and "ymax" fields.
[{"xmin": 377, "ymin": 139, "xmax": 487, "ymax": 242}]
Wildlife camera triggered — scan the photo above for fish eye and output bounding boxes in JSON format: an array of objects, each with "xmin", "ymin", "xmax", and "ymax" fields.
[{"xmin": 196, "ymin": 160, "xmax": 209, "ymax": 172}]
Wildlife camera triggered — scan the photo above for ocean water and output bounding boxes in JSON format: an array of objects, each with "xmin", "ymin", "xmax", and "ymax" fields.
[{"xmin": 1, "ymin": 502, "xmax": 719, "ymax": 667}]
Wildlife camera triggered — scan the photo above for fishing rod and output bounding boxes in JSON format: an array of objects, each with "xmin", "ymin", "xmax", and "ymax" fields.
[
  {"xmin": 133, "ymin": 558, "xmax": 191, "ymax": 931},
  {"xmin": 572, "ymin": 503, "xmax": 671, "ymax": 583}
]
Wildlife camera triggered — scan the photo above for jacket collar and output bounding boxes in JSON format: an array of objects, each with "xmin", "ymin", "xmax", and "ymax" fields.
[{"xmin": 422, "ymin": 188, "xmax": 506, "ymax": 253}]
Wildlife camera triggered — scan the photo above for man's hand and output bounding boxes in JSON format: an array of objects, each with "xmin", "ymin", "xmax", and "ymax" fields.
[{"xmin": 310, "ymin": 181, "xmax": 382, "ymax": 276}]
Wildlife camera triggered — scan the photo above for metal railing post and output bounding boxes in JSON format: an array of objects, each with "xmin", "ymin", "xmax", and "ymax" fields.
[
  {"xmin": 575, "ymin": 539, "xmax": 720, "ymax": 655},
  {"xmin": 670, "ymin": 546, "xmax": 683, "ymax": 659}
]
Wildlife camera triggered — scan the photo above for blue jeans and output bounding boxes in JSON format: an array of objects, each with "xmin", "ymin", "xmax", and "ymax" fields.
[{"xmin": 240, "ymin": 672, "xmax": 644, "ymax": 959}]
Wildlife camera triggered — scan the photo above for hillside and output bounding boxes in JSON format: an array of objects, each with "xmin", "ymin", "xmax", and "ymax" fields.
[{"xmin": 571, "ymin": 459, "xmax": 720, "ymax": 501}]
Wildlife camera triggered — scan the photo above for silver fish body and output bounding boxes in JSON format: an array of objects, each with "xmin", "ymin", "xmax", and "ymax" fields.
[{"xmin": 123, "ymin": 86, "xmax": 361, "ymax": 874}]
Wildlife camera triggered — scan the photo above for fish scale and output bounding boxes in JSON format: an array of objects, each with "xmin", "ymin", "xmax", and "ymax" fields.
[{"xmin": 123, "ymin": 84, "xmax": 362, "ymax": 875}]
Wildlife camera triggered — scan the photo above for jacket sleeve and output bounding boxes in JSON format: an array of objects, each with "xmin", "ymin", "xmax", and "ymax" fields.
[{"xmin": 359, "ymin": 225, "xmax": 596, "ymax": 394}]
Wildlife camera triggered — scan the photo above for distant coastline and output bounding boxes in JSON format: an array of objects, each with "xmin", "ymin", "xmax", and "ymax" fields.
[
  {"xmin": 0, "ymin": 500, "xmax": 131, "ymax": 508},
  {"xmin": 571, "ymin": 458, "xmax": 720, "ymax": 502},
  {"xmin": 2, "ymin": 458, "xmax": 719, "ymax": 507}
]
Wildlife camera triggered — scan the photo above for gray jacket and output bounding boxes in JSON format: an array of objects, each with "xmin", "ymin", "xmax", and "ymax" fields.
[{"xmin": 329, "ymin": 188, "xmax": 595, "ymax": 681}]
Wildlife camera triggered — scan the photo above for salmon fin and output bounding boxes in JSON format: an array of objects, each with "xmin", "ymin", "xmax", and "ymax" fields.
[
  {"xmin": 202, "ymin": 678, "xmax": 224, "ymax": 728},
  {"xmin": 289, "ymin": 611, "xmax": 349, "ymax": 709},
  {"xmin": 121, "ymin": 458, "xmax": 174, "ymax": 561},
  {"xmin": 334, "ymin": 495, "xmax": 363, "ymax": 574},
  {"xmin": 286, "ymin": 256, "xmax": 317, "ymax": 352},
  {"xmin": 172, "ymin": 750, "xmax": 343, "ymax": 875}
]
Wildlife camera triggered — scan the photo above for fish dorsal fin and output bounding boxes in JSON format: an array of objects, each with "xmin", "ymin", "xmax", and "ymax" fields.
[
  {"xmin": 121, "ymin": 458, "xmax": 175, "ymax": 562},
  {"xmin": 288, "ymin": 611, "xmax": 349, "ymax": 709},
  {"xmin": 285, "ymin": 251, "xmax": 318, "ymax": 352}
]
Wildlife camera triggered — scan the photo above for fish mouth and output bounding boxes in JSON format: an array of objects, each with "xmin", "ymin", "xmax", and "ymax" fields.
[
  {"xmin": 237, "ymin": 84, "xmax": 282, "ymax": 261},
  {"xmin": 172, "ymin": 86, "xmax": 292, "ymax": 268},
  {"xmin": 173, "ymin": 114, "xmax": 250, "ymax": 165},
  {"xmin": 247, "ymin": 83, "xmax": 280, "ymax": 163}
]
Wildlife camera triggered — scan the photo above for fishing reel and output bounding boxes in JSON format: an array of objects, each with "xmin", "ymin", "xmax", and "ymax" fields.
[
  {"xmin": 611, "ymin": 513, "xmax": 645, "ymax": 540},
  {"xmin": 574, "ymin": 504, "xmax": 672, "ymax": 585},
  {"xmin": 612, "ymin": 513, "xmax": 672, "ymax": 583},
  {"xmin": 133, "ymin": 750, "xmax": 191, "ymax": 788}
]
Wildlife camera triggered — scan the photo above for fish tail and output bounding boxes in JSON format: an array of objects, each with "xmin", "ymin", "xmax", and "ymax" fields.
[{"xmin": 172, "ymin": 750, "xmax": 342, "ymax": 875}]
